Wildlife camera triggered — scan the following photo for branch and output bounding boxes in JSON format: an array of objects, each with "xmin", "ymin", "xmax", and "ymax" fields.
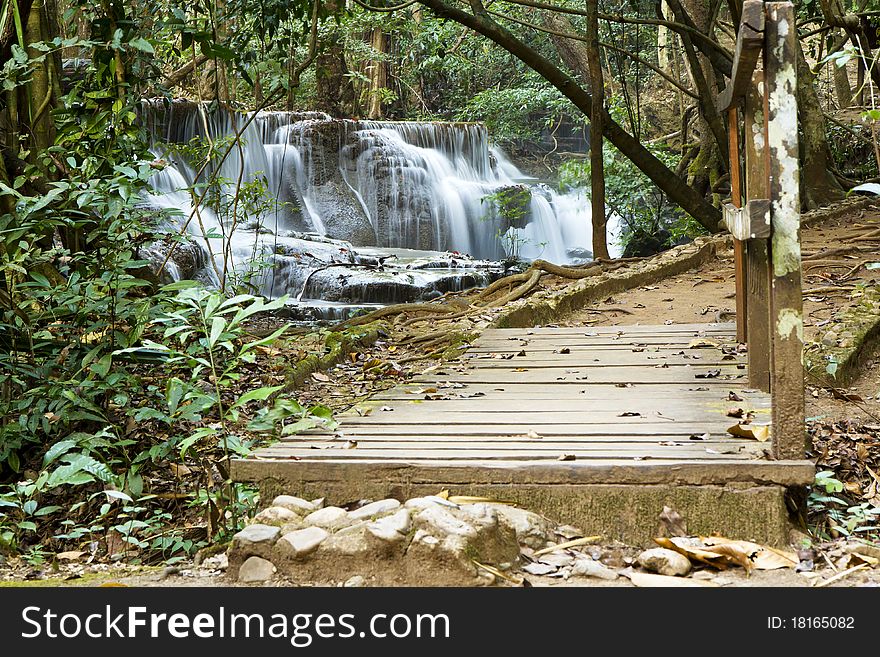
[
  {"xmin": 493, "ymin": 0, "xmax": 732, "ymax": 73},
  {"xmin": 164, "ymin": 53, "xmax": 209, "ymax": 88},
  {"xmin": 483, "ymin": 8, "xmax": 699, "ymax": 99}
]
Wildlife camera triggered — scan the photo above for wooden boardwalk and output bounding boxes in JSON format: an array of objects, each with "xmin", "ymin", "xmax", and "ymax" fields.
[{"xmin": 234, "ymin": 323, "xmax": 812, "ymax": 496}]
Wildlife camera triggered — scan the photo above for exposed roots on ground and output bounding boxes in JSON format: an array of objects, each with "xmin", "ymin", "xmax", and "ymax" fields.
[{"xmin": 331, "ymin": 258, "xmax": 628, "ymax": 333}]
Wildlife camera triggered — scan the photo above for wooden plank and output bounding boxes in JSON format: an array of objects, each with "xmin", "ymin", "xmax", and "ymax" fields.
[
  {"xmin": 744, "ymin": 70, "xmax": 772, "ymax": 392},
  {"xmin": 337, "ymin": 411, "xmax": 766, "ymax": 426},
  {"xmin": 232, "ymin": 458, "xmax": 817, "ymax": 487},
  {"xmin": 278, "ymin": 433, "xmax": 764, "ymax": 444},
  {"xmin": 252, "ymin": 447, "xmax": 762, "ymax": 461},
  {"xmin": 411, "ymin": 366, "xmax": 748, "ymax": 384},
  {"xmin": 477, "ymin": 323, "xmax": 735, "ymax": 335},
  {"xmin": 469, "ymin": 343, "xmax": 737, "ymax": 353},
  {"xmin": 318, "ymin": 421, "xmax": 762, "ymax": 436},
  {"xmin": 765, "ymin": 2, "xmax": 806, "ymax": 460},
  {"xmin": 465, "ymin": 357, "xmax": 743, "ymax": 368},
  {"xmin": 717, "ymin": 0, "xmax": 766, "ymax": 112},
  {"xmin": 376, "ymin": 385, "xmax": 770, "ymax": 400},
  {"xmin": 355, "ymin": 398, "xmax": 771, "ymax": 412}
]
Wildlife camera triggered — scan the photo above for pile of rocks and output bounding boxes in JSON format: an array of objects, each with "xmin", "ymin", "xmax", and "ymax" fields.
[{"xmin": 228, "ymin": 494, "xmax": 562, "ymax": 586}]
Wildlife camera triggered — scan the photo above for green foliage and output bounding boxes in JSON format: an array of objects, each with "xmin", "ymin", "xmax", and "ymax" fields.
[
  {"xmin": 559, "ymin": 140, "xmax": 705, "ymax": 255},
  {"xmin": 0, "ymin": 9, "xmax": 332, "ymax": 562},
  {"xmin": 808, "ymin": 470, "xmax": 880, "ymax": 539},
  {"xmin": 457, "ymin": 83, "xmax": 579, "ymax": 145},
  {"xmin": 480, "ymin": 186, "xmax": 537, "ymax": 261}
]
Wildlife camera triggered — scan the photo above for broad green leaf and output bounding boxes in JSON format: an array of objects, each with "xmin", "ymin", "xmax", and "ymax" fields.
[
  {"xmin": 42, "ymin": 439, "xmax": 78, "ymax": 467},
  {"xmin": 232, "ymin": 385, "xmax": 284, "ymax": 409},
  {"xmin": 209, "ymin": 316, "xmax": 227, "ymax": 347},
  {"xmin": 104, "ymin": 490, "xmax": 133, "ymax": 502}
]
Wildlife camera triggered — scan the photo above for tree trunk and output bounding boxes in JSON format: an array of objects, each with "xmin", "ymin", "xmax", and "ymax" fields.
[
  {"xmin": 422, "ymin": 0, "xmax": 721, "ymax": 232},
  {"xmin": 667, "ymin": 0, "xmax": 727, "ymax": 196},
  {"xmin": 830, "ymin": 31, "xmax": 853, "ymax": 108},
  {"xmin": 367, "ymin": 28, "xmax": 389, "ymax": 119},
  {"xmin": 585, "ymin": 0, "xmax": 608, "ymax": 259},
  {"xmin": 795, "ymin": 41, "xmax": 846, "ymax": 207},
  {"xmin": 316, "ymin": 19, "xmax": 354, "ymax": 116},
  {"xmin": 542, "ymin": 12, "xmax": 592, "ymax": 89}
]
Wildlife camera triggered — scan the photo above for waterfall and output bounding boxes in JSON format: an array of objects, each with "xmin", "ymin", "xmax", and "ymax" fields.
[{"xmin": 141, "ymin": 101, "xmax": 619, "ymax": 318}]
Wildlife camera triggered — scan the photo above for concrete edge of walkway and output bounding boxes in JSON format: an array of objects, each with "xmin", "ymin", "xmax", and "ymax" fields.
[{"xmin": 492, "ymin": 196, "xmax": 879, "ymax": 330}]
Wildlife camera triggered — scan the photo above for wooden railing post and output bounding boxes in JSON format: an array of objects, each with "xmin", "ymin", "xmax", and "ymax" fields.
[
  {"xmin": 765, "ymin": 2, "xmax": 806, "ymax": 460},
  {"xmin": 729, "ymin": 107, "xmax": 748, "ymax": 343},
  {"xmin": 744, "ymin": 71, "xmax": 772, "ymax": 392}
]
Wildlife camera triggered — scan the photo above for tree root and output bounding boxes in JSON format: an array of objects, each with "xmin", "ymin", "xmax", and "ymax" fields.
[
  {"xmin": 802, "ymin": 246, "xmax": 871, "ymax": 260},
  {"xmin": 484, "ymin": 268, "xmax": 544, "ymax": 308},
  {"xmin": 332, "ymin": 302, "xmax": 458, "ymax": 330}
]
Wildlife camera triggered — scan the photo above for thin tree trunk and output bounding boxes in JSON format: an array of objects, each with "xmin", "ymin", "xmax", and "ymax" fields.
[
  {"xmin": 585, "ymin": 0, "xmax": 608, "ymax": 259},
  {"xmin": 367, "ymin": 28, "xmax": 388, "ymax": 119},
  {"xmin": 795, "ymin": 41, "xmax": 846, "ymax": 207}
]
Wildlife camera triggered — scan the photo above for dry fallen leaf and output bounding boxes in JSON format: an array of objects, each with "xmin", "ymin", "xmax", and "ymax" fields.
[
  {"xmin": 311, "ymin": 372, "xmax": 330, "ymax": 382},
  {"xmin": 625, "ymin": 571, "xmax": 719, "ymax": 587},
  {"xmin": 688, "ymin": 339, "xmax": 720, "ymax": 349},
  {"xmin": 56, "ymin": 551, "xmax": 86, "ymax": 561},
  {"xmin": 727, "ymin": 423, "xmax": 770, "ymax": 442},
  {"xmin": 654, "ymin": 537, "xmax": 732, "ymax": 569}
]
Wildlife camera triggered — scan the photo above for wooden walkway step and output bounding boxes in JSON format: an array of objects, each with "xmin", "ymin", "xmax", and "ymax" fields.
[{"xmin": 232, "ymin": 323, "xmax": 814, "ymax": 545}]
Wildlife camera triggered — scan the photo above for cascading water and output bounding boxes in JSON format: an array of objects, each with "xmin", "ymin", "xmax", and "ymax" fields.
[{"xmin": 141, "ymin": 101, "xmax": 619, "ymax": 320}]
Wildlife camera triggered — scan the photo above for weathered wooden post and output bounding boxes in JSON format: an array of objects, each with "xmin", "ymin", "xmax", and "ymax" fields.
[
  {"xmin": 718, "ymin": 0, "xmax": 805, "ymax": 460},
  {"xmin": 765, "ymin": 2, "xmax": 805, "ymax": 460}
]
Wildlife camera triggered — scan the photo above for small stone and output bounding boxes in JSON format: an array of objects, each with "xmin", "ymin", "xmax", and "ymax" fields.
[
  {"xmin": 280, "ymin": 519, "xmax": 305, "ymax": 535},
  {"xmin": 271, "ymin": 495, "xmax": 316, "ymax": 515},
  {"xmin": 404, "ymin": 496, "xmax": 450, "ymax": 511},
  {"xmin": 637, "ymin": 547, "xmax": 692, "ymax": 577},
  {"xmin": 367, "ymin": 508, "xmax": 411, "ymax": 542},
  {"xmin": 488, "ymin": 504, "xmax": 554, "ymax": 549},
  {"xmin": 201, "ymin": 553, "xmax": 228, "ymax": 571},
  {"xmin": 320, "ymin": 524, "xmax": 371, "ymax": 556},
  {"xmin": 349, "ymin": 499, "xmax": 401, "ymax": 521},
  {"xmin": 568, "ymin": 556, "xmax": 619, "ymax": 581},
  {"xmin": 253, "ymin": 506, "xmax": 300, "ymax": 526},
  {"xmin": 414, "ymin": 505, "xmax": 478, "ymax": 538},
  {"xmin": 303, "ymin": 506, "xmax": 353, "ymax": 531},
  {"xmin": 238, "ymin": 556, "xmax": 276, "ymax": 583},
  {"xmin": 232, "ymin": 524, "xmax": 280, "ymax": 549},
  {"xmin": 311, "ymin": 497, "xmax": 325, "ymax": 509},
  {"xmin": 277, "ymin": 526, "xmax": 329, "ymax": 558},
  {"xmin": 344, "ymin": 575, "xmax": 366, "ymax": 588},
  {"xmin": 821, "ymin": 331, "xmax": 838, "ymax": 347}
]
